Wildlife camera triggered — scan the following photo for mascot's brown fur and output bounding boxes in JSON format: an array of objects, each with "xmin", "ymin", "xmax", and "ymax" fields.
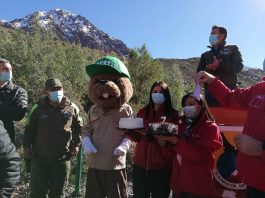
[
  {"xmin": 87, "ymin": 73, "xmax": 133, "ymax": 108},
  {"xmin": 82, "ymin": 56, "xmax": 133, "ymax": 198}
]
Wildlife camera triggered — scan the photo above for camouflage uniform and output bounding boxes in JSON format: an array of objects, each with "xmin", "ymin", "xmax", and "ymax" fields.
[{"xmin": 24, "ymin": 96, "xmax": 82, "ymax": 198}]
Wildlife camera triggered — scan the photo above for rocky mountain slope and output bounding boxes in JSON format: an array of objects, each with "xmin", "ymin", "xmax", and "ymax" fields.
[
  {"xmin": 0, "ymin": 9, "xmax": 129, "ymax": 56},
  {"xmin": 157, "ymin": 58, "xmax": 265, "ymax": 88}
]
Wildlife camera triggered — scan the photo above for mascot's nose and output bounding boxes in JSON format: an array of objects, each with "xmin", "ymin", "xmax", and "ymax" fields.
[{"xmin": 95, "ymin": 79, "xmax": 108, "ymax": 85}]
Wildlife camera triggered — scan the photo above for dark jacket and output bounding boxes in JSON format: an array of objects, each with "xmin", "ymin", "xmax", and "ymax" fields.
[
  {"xmin": 0, "ymin": 81, "xmax": 28, "ymax": 143},
  {"xmin": 0, "ymin": 120, "xmax": 20, "ymax": 198},
  {"xmin": 129, "ymin": 107, "xmax": 179, "ymax": 170},
  {"xmin": 24, "ymin": 96, "xmax": 82, "ymax": 160},
  {"xmin": 197, "ymin": 41, "xmax": 243, "ymax": 88}
]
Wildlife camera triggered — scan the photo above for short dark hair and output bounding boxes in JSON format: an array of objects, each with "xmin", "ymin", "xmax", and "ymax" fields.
[
  {"xmin": 212, "ymin": 25, "xmax": 227, "ymax": 40},
  {"xmin": 0, "ymin": 58, "xmax": 10, "ymax": 64}
]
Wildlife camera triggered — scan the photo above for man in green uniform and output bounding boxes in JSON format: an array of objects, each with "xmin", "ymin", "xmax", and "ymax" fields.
[{"xmin": 23, "ymin": 78, "xmax": 82, "ymax": 198}]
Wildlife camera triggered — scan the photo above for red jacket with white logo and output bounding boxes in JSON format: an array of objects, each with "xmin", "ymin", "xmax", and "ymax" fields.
[
  {"xmin": 129, "ymin": 107, "xmax": 178, "ymax": 170},
  {"xmin": 209, "ymin": 78, "xmax": 265, "ymax": 192},
  {"xmin": 171, "ymin": 114, "xmax": 222, "ymax": 197}
]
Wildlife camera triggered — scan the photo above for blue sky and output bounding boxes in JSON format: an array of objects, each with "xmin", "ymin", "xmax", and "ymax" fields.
[{"xmin": 1, "ymin": 0, "xmax": 265, "ymax": 68}]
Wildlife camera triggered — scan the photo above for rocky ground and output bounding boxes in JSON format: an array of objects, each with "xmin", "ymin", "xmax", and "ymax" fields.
[{"xmin": 12, "ymin": 180, "xmax": 134, "ymax": 198}]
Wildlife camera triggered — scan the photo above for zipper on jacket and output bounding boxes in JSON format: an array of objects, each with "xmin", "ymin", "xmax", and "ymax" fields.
[{"xmin": 146, "ymin": 143, "xmax": 151, "ymax": 176}]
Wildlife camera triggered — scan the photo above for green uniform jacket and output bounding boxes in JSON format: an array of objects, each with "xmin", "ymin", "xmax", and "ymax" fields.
[
  {"xmin": 24, "ymin": 96, "xmax": 82, "ymax": 160},
  {"xmin": 197, "ymin": 41, "xmax": 243, "ymax": 88}
]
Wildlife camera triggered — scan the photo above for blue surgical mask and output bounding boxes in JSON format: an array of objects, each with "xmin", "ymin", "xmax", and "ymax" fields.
[
  {"xmin": 49, "ymin": 90, "xmax": 64, "ymax": 103},
  {"xmin": 152, "ymin": 93, "xmax": 165, "ymax": 104},
  {"xmin": 183, "ymin": 105, "xmax": 199, "ymax": 118},
  {"xmin": 209, "ymin": 34, "xmax": 218, "ymax": 45},
  {"xmin": 0, "ymin": 72, "xmax": 12, "ymax": 82}
]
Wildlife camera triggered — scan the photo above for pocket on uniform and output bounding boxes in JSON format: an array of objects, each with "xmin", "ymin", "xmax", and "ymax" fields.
[{"xmin": 63, "ymin": 112, "xmax": 73, "ymax": 130}]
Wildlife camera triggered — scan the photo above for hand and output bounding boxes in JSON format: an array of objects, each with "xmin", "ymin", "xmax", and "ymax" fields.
[
  {"xmin": 82, "ymin": 136, "xmax": 97, "ymax": 155},
  {"xmin": 113, "ymin": 138, "xmax": 130, "ymax": 156},
  {"xmin": 163, "ymin": 136, "xmax": 178, "ymax": 144},
  {"xmin": 195, "ymin": 71, "xmax": 216, "ymax": 85},
  {"xmin": 114, "ymin": 147, "xmax": 126, "ymax": 156},
  {"xmin": 24, "ymin": 148, "xmax": 34, "ymax": 159},
  {"xmin": 70, "ymin": 146, "xmax": 79, "ymax": 156},
  {"xmin": 134, "ymin": 128, "xmax": 146, "ymax": 135},
  {"xmin": 234, "ymin": 135, "xmax": 263, "ymax": 156},
  {"xmin": 206, "ymin": 56, "xmax": 221, "ymax": 71},
  {"xmin": 206, "ymin": 64, "xmax": 218, "ymax": 71},
  {"xmin": 154, "ymin": 135, "xmax": 166, "ymax": 146}
]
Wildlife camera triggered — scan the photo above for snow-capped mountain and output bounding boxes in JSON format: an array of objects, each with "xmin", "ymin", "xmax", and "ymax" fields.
[{"xmin": 0, "ymin": 9, "xmax": 129, "ymax": 55}]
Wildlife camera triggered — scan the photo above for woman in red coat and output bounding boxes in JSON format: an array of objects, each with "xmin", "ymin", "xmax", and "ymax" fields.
[
  {"xmin": 128, "ymin": 81, "xmax": 178, "ymax": 198},
  {"xmin": 171, "ymin": 93, "xmax": 222, "ymax": 198}
]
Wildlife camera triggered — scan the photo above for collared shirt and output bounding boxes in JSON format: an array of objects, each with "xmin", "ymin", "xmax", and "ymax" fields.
[{"xmin": 82, "ymin": 104, "xmax": 133, "ymax": 170}]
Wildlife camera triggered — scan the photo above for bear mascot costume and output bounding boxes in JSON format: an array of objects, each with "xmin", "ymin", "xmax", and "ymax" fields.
[{"xmin": 82, "ymin": 56, "xmax": 133, "ymax": 198}]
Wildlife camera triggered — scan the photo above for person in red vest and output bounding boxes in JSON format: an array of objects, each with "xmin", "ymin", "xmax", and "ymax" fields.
[
  {"xmin": 170, "ymin": 93, "xmax": 222, "ymax": 197},
  {"xmin": 197, "ymin": 71, "xmax": 265, "ymax": 197},
  {"xmin": 128, "ymin": 81, "xmax": 179, "ymax": 198}
]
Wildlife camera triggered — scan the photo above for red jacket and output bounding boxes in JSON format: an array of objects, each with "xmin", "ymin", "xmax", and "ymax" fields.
[
  {"xmin": 129, "ymin": 107, "xmax": 178, "ymax": 170},
  {"xmin": 209, "ymin": 79, "xmax": 265, "ymax": 192},
  {"xmin": 171, "ymin": 114, "xmax": 222, "ymax": 197}
]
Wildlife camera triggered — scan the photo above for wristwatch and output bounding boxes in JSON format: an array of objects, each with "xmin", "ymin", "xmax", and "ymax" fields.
[{"xmin": 262, "ymin": 141, "xmax": 265, "ymax": 151}]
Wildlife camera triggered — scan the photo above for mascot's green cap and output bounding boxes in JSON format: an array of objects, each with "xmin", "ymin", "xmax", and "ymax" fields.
[{"xmin": 86, "ymin": 56, "xmax": 130, "ymax": 79}]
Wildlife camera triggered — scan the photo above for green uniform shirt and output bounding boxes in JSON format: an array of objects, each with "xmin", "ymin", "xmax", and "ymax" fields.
[{"xmin": 24, "ymin": 96, "xmax": 82, "ymax": 160}]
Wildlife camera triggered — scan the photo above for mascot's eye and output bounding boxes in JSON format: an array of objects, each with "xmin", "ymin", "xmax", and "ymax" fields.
[
  {"xmin": 95, "ymin": 79, "xmax": 108, "ymax": 85},
  {"xmin": 112, "ymin": 79, "xmax": 120, "ymax": 85}
]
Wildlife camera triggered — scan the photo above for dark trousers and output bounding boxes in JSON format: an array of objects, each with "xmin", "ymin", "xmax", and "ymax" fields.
[
  {"xmin": 0, "ymin": 157, "xmax": 20, "ymax": 198},
  {"xmin": 29, "ymin": 157, "xmax": 70, "ymax": 198},
  {"xmin": 173, "ymin": 192, "xmax": 206, "ymax": 198},
  {"xmin": 85, "ymin": 168, "xmax": 128, "ymax": 198},
  {"xmin": 247, "ymin": 186, "xmax": 265, "ymax": 198},
  {"xmin": 132, "ymin": 165, "xmax": 171, "ymax": 198}
]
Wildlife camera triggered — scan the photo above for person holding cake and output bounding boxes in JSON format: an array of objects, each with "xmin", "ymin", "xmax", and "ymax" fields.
[
  {"xmin": 170, "ymin": 93, "xmax": 223, "ymax": 198},
  {"xmin": 128, "ymin": 81, "xmax": 179, "ymax": 198}
]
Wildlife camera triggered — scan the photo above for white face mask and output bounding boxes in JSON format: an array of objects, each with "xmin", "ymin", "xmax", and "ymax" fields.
[{"xmin": 183, "ymin": 105, "xmax": 199, "ymax": 119}]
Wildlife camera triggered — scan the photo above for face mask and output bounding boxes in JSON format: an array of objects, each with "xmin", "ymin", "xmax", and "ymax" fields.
[
  {"xmin": 183, "ymin": 105, "xmax": 199, "ymax": 119},
  {"xmin": 152, "ymin": 93, "xmax": 165, "ymax": 104},
  {"xmin": 49, "ymin": 90, "xmax": 64, "ymax": 103},
  {"xmin": 0, "ymin": 72, "xmax": 12, "ymax": 82},
  {"xmin": 209, "ymin": 34, "xmax": 218, "ymax": 45}
]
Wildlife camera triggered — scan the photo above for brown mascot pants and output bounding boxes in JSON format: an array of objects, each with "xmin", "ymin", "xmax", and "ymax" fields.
[{"xmin": 85, "ymin": 168, "xmax": 128, "ymax": 198}]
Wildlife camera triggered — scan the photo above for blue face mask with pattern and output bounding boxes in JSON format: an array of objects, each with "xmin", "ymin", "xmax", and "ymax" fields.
[
  {"xmin": 152, "ymin": 93, "xmax": 165, "ymax": 104},
  {"xmin": 209, "ymin": 34, "xmax": 218, "ymax": 45},
  {"xmin": 0, "ymin": 72, "xmax": 12, "ymax": 82},
  {"xmin": 49, "ymin": 90, "xmax": 64, "ymax": 103}
]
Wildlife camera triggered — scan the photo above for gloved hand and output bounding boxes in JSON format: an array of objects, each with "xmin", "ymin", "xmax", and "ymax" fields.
[
  {"xmin": 234, "ymin": 134, "xmax": 263, "ymax": 156},
  {"xmin": 82, "ymin": 136, "xmax": 97, "ymax": 155},
  {"xmin": 114, "ymin": 138, "xmax": 130, "ymax": 156}
]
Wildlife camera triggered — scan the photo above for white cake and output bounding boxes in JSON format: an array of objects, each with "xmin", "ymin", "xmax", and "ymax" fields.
[{"xmin": 119, "ymin": 118, "xmax": 144, "ymax": 129}]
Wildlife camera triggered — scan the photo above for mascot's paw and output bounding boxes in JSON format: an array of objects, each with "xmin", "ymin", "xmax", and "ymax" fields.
[
  {"xmin": 114, "ymin": 147, "xmax": 126, "ymax": 156},
  {"xmin": 82, "ymin": 137, "xmax": 97, "ymax": 155},
  {"xmin": 84, "ymin": 145, "xmax": 97, "ymax": 155},
  {"xmin": 113, "ymin": 138, "xmax": 130, "ymax": 156}
]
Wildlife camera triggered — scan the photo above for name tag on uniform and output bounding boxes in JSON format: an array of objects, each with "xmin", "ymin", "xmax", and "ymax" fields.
[
  {"xmin": 63, "ymin": 112, "xmax": 72, "ymax": 118},
  {"xmin": 220, "ymin": 48, "xmax": 232, "ymax": 55}
]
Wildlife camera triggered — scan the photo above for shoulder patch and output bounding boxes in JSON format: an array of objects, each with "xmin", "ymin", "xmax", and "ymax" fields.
[{"xmin": 71, "ymin": 102, "xmax": 83, "ymax": 124}]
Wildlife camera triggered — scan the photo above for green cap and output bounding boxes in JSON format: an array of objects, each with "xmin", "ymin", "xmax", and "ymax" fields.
[
  {"xmin": 45, "ymin": 78, "xmax": 63, "ymax": 90},
  {"xmin": 86, "ymin": 56, "xmax": 130, "ymax": 79}
]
